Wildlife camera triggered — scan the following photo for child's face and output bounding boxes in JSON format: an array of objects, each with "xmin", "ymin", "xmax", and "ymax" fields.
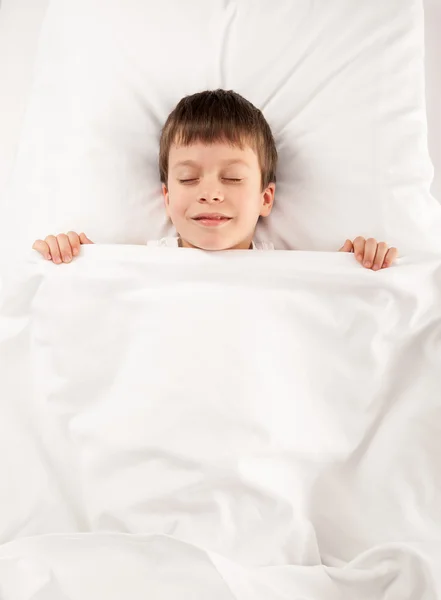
[{"xmin": 162, "ymin": 141, "xmax": 275, "ymax": 250}]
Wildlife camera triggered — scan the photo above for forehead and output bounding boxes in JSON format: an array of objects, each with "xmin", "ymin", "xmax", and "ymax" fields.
[{"xmin": 169, "ymin": 141, "xmax": 258, "ymax": 169}]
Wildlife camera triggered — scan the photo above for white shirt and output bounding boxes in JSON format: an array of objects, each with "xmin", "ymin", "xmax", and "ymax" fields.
[{"xmin": 147, "ymin": 237, "xmax": 274, "ymax": 250}]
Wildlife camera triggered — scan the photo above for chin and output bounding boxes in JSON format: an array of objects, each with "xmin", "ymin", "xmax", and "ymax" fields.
[{"xmin": 195, "ymin": 238, "xmax": 233, "ymax": 251}]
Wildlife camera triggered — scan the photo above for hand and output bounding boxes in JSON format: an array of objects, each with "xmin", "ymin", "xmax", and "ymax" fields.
[
  {"xmin": 32, "ymin": 232, "xmax": 94, "ymax": 263},
  {"xmin": 339, "ymin": 237, "xmax": 398, "ymax": 270}
]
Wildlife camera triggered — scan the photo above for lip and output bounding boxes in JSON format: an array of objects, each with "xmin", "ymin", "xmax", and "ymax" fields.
[{"xmin": 191, "ymin": 213, "xmax": 232, "ymax": 228}]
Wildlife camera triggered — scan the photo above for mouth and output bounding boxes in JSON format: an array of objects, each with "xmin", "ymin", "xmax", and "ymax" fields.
[{"xmin": 191, "ymin": 214, "xmax": 232, "ymax": 228}]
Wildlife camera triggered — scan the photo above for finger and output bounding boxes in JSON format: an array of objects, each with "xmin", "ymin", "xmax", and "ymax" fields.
[
  {"xmin": 45, "ymin": 235, "xmax": 62, "ymax": 264},
  {"xmin": 32, "ymin": 240, "xmax": 52, "ymax": 260},
  {"xmin": 372, "ymin": 242, "xmax": 388, "ymax": 271},
  {"xmin": 362, "ymin": 238, "xmax": 378, "ymax": 268},
  {"xmin": 79, "ymin": 233, "xmax": 94, "ymax": 245},
  {"xmin": 382, "ymin": 247, "xmax": 398, "ymax": 268},
  {"xmin": 67, "ymin": 231, "xmax": 81, "ymax": 256},
  {"xmin": 352, "ymin": 237, "xmax": 366, "ymax": 263},
  {"xmin": 56, "ymin": 234, "xmax": 73, "ymax": 263},
  {"xmin": 338, "ymin": 239, "xmax": 353, "ymax": 253}
]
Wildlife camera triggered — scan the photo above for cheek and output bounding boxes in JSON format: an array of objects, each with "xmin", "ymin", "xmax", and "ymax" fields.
[
  {"xmin": 167, "ymin": 189, "xmax": 191, "ymax": 218},
  {"xmin": 236, "ymin": 189, "xmax": 262, "ymax": 216}
]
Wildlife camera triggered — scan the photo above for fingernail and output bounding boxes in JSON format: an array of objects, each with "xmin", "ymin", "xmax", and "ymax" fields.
[
  {"xmin": 364, "ymin": 261, "xmax": 371, "ymax": 268},
  {"xmin": 73, "ymin": 248, "xmax": 78, "ymax": 255},
  {"xmin": 64, "ymin": 255, "xmax": 71, "ymax": 263},
  {"xmin": 357, "ymin": 254, "xmax": 362, "ymax": 260},
  {"xmin": 373, "ymin": 265, "xmax": 379, "ymax": 271},
  {"xmin": 47, "ymin": 254, "xmax": 52, "ymax": 260}
]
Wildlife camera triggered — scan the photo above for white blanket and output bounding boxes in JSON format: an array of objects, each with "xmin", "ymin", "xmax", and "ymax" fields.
[{"xmin": 0, "ymin": 245, "xmax": 440, "ymax": 599}]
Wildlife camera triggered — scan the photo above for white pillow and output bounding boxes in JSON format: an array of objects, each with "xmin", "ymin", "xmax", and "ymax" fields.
[
  {"xmin": 423, "ymin": 0, "xmax": 441, "ymax": 204},
  {"xmin": 0, "ymin": 0, "xmax": 50, "ymax": 200},
  {"xmin": 4, "ymin": 0, "xmax": 441, "ymax": 253}
]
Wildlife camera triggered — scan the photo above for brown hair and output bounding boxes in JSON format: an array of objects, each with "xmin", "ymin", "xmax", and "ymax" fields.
[{"xmin": 159, "ymin": 89, "xmax": 277, "ymax": 191}]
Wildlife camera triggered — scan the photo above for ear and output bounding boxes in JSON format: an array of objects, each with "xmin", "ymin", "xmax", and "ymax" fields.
[
  {"xmin": 259, "ymin": 183, "xmax": 276, "ymax": 217},
  {"xmin": 162, "ymin": 183, "xmax": 171, "ymax": 217}
]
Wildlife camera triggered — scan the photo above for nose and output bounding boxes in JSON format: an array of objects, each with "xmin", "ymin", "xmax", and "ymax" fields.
[{"xmin": 198, "ymin": 189, "xmax": 225, "ymax": 204}]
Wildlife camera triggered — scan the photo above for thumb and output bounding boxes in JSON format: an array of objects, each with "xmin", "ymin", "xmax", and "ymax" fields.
[
  {"xmin": 339, "ymin": 239, "xmax": 353, "ymax": 253},
  {"xmin": 79, "ymin": 233, "xmax": 94, "ymax": 245}
]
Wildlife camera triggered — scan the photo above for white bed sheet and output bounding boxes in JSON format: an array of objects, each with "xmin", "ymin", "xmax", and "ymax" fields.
[
  {"xmin": 1, "ymin": 1, "xmax": 441, "ymax": 596},
  {"xmin": 0, "ymin": 246, "xmax": 440, "ymax": 598},
  {"xmin": 0, "ymin": 533, "xmax": 440, "ymax": 600}
]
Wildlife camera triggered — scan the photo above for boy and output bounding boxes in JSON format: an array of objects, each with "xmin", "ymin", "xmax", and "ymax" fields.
[{"xmin": 32, "ymin": 89, "xmax": 398, "ymax": 270}]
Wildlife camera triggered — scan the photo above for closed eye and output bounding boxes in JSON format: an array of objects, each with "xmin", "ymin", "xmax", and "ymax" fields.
[{"xmin": 178, "ymin": 178, "xmax": 243, "ymax": 184}]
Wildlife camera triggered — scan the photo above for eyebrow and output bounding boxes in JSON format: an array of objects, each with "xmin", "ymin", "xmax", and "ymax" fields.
[{"xmin": 172, "ymin": 159, "xmax": 250, "ymax": 169}]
